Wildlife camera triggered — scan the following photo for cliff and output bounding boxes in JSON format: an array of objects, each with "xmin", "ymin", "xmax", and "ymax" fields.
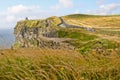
[
  {"xmin": 14, "ymin": 14, "xmax": 120, "ymax": 53},
  {"xmin": 14, "ymin": 16, "xmax": 75, "ymax": 49}
]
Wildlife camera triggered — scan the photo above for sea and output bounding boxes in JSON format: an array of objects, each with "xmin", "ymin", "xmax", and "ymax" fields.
[{"xmin": 0, "ymin": 29, "xmax": 15, "ymax": 49}]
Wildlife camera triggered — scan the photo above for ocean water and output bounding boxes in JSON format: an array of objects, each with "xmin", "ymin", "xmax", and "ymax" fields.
[{"xmin": 0, "ymin": 29, "xmax": 15, "ymax": 49}]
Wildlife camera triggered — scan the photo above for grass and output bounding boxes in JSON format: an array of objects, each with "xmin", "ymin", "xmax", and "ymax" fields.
[
  {"xmin": 57, "ymin": 28, "xmax": 119, "ymax": 54},
  {"xmin": 95, "ymin": 28, "xmax": 120, "ymax": 37},
  {"xmin": 78, "ymin": 39, "xmax": 119, "ymax": 54},
  {"xmin": 47, "ymin": 16, "xmax": 61, "ymax": 27},
  {"xmin": 57, "ymin": 28, "xmax": 97, "ymax": 41},
  {"xmin": 62, "ymin": 14, "xmax": 120, "ymax": 28},
  {"xmin": 15, "ymin": 19, "xmax": 46, "ymax": 30},
  {"xmin": 14, "ymin": 19, "xmax": 46, "ymax": 34},
  {"xmin": 14, "ymin": 16, "xmax": 61, "ymax": 34},
  {"xmin": 0, "ymin": 48, "xmax": 120, "ymax": 80}
]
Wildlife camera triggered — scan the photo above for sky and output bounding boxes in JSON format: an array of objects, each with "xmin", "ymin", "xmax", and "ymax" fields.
[{"xmin": 0, "ymin": 0, "xmax": 120, "ymax": 29}]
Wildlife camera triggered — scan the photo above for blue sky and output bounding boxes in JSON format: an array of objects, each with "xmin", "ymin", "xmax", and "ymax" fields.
[{"xmin": 0, "ymin": 0, "xmax": 120, "ymax": 29}]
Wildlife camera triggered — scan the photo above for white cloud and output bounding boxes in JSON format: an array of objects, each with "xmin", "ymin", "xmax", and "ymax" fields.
[
  {"xmin": 0, "ymin": 4, "xmax": 66, "ymax": 29},
  {"xmin": 87, "ymin": 3, "xmax": 120, "ymax": 15},
  {"xmin": 7, "ymin": 4, "xmax": 39, "ymax": 14},
  {"xmin": 51, "ymin": 0, "xmax": 73, "ymax": 10},
  {"xmin": 99, "ymin": 4, "xmax": 120, "ymax": 14},
  {"xmin": 0, "ymin": 5, "xmax": 41, "ymax": 29}
]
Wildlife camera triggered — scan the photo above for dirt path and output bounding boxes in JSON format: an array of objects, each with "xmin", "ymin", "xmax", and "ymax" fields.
[{"xmin": 39, "ymin": 35, "xmax": 72, "ymax": 43}]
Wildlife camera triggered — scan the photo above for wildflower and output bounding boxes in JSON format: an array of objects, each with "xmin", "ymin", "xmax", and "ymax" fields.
[{"xmin": 60, "ymin": 67, "xmax": 64, "ymax": 71}]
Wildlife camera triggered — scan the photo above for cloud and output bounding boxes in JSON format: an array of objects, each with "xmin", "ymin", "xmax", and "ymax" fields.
[
  {"xmin": 0, "ymin": 4, "xmax": 67, "ymax": 29},
  {"xmin": 5, "ymin": 4, "xmax": 40, "ymax": 22},
  {"xmin": 87, "ymin": 3, "xmax": 120, "ymax": 15},
  {"xmin": 99, "ymin": 4, "xmax": 120, "ymax": 14},
  {"xmin": 51, "ymin": 0, "xmax": 73, "ymax": 10},
  {"xmin": 7, "ymin": 4, "xmax": 39, "ymax": 14},
  {"xmin": 0, "ymin": 5, "xmax": 41, "ymax": 29}
]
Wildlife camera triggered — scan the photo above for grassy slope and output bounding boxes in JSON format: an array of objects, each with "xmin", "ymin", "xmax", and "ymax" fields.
[
  {"xmin": 57, "ymin": 14, "xmax": 120, "ymax": 53},
  {"xmin": 62, "ymin": 14, "xmax": 120, "ymax": 28},
  {"xmin": 57, "ymin": 28, "xmax": 119, "ymax": 54},
  {"xmin": 47, "ymin": 16, "xmax": 61, "ymax": 27},
  {"xmin": 14, "ymin": 14, "xmax": 120, "ymax": 53},
  {"xmin": 2, "ymin": 14, "xmax": 120, "ymax": 80},
  {"xmin": 0, "ymin": 48, "xmax": 120, "ymax": 80},
  {"xmin": 95, "ymin": 28, "xmax": 120, "ymax": 37},
  {"xmin": 14, "ymin": 14, "xmax": 120, "ymax": 54}
]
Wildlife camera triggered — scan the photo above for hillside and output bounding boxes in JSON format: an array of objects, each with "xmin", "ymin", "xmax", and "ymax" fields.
[
  {"xmin": 62, "ymin": 14, "xmax": 120, "ymax": 28},
  {"xmin": 0, "ymin": 14, "xmax": 120, "ymax": 80},
  {"xmin": 13, "ymin": 14, "xmax": 120, "ymax": 54}
]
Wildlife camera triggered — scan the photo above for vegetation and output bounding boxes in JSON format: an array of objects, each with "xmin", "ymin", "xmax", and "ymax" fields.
[
  {"xmin": 14, "ymin": 16, "xmax": 61, "ymax": 34},
  {"xmin": 13, "ymin": 42, "xmax": 22, "ymax": 49},
  {"xmin": 2, "ymin": 14, "xmax": 120, "ymax": 79},
  {"xmin": 57, "ymin": 28, "xmax": 119, "ymax": 54},
  {"xmin": 47, "ymin": 16, "xmax": 61, "ymax": 27},
  {"xmin": 58, "ymin": 28, "xmax": 97, "ymax": 41},
  {"xmin": 15, "ymin": 19, "xmax": 46, "ymax": 29},
  {"xmin": 0, "ymin": 48, "xmax": 120, "ymax": 80},
  {"xmin": 95, "ymin": 28, "xmax": 120, "ymax": 37},
  {"xmin": 63, "ymin": 14, "xmax": 120, "ymax": 28}
]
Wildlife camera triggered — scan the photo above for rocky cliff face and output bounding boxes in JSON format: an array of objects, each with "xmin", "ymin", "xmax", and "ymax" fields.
[
  {"xmin": 14, "ymin": 17, "xmax": 58, "ymax": 48},
  {"xmin": 14, "ymin": 16, "xmax": 75, "ymax": 49}
]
